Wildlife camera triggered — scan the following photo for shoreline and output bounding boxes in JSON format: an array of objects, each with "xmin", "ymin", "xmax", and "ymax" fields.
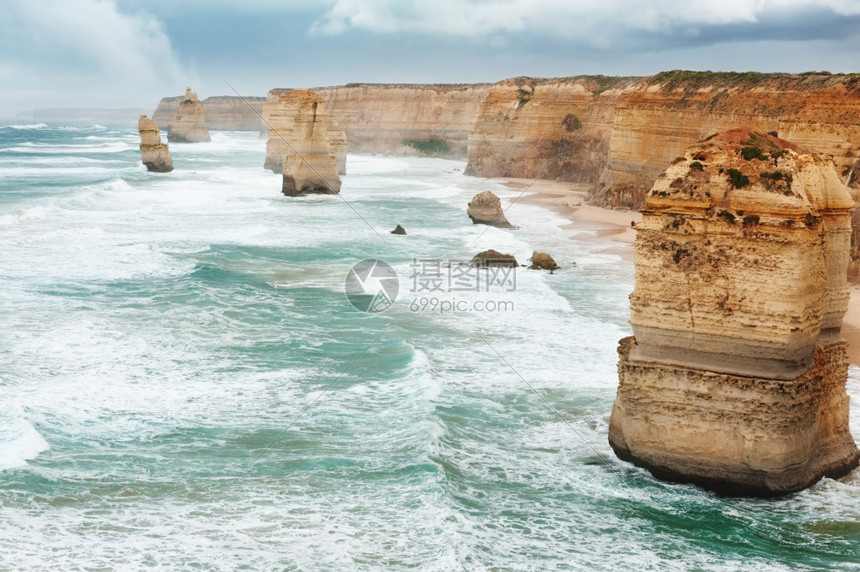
[{"xmin": 499, "ymin": 177, "xmax": 860, "ymax": 367}]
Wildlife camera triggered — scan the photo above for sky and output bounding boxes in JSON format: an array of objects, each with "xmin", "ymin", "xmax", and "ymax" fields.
[{"xmin": 1, "ymin": 0, "xmax": 860, "ymax": 116}]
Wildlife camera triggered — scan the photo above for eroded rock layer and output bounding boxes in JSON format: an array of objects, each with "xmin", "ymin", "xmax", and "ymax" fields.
[
  {"xmin": 466, "ymin": 76, "xmax": 632, "ymax": 181},
  {"xmin": 263, "ymin": 89, "xmax": 346, "ymax": 176},
  {"xmin": 608, "ymin": 128, "xmax": 860, "ymax": 496},
  {"xmin": 167, "ymin": 88, "xmax": 211, "ymax": 143},
  {"xmin": 317, "ymin": 84, "xmax": 490, "ymax": 157},
  {"xmin": 137, "ymin": 116, "xmax": 173, "ymax": 173},
  {"xmin": 466, "ymin": 72, "xmax": 860, "ymax": 209},
  {"xmin": 282, "ymin": 155, "xmax": 341, "ymax": 196}
]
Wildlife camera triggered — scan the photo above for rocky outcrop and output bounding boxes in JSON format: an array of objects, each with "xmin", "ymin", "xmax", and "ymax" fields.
[
  {"xmin": 471, "ymin": 250, "xmax": 518, "ymax": 268},
  {"xmin": 608, "ymin": 128, "xmax": 860, "ymax": 496},
  {"xmin": 263, "ymin": 89, "xmax": 346, "ymax": 176},
  {"xmin": 167, "ymin": 88, "xmax": 211, "ymax": 143},
  {"xmin": 154, "ymin": 96, "xmax": 265, "ymax": 131},
  {"xmin": 391, "ymin": 225, "xmax": 407, "ymax": 235},
  {"xmin": 317, "ymin": 84, "xmax": 490, "ymax": 157},
  {"xmin": 137, "ymin": 116, "xmax": 173, "ymax": 173},
  {"xmin": 529, "ymin": 252, "xmax": 558, "ymax": 270},
  {"xmin": 467, "ymin": 191, "xmax": 513, "ymax": 228},
  {"xmin": 282, "ymin": 155, "xmax": 341, "ymax": 196}
]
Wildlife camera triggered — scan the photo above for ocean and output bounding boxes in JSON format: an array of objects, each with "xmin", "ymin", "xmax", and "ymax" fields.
[{"xmin": 0, "ymin": 122, "xmax": 858, "ymax": 570}]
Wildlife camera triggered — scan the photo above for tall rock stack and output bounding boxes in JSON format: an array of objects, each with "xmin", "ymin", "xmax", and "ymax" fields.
[
  {"xmin": 608, "ymin": 128, "xmax": 860, "ymax": 496},
  {"xmin": 262, "ymin": 89, "xmax": 343, "ymax": 196},
  {"xmin": 263, "ymin": 88, "xmax": 347, "ymax": 176},
  {"xmin": 167, "ymin": 88, "xmax": 211, "ymax": 143},
  {"xmin": 137, "ymin": 116, "xmax": 173, "ymax": 173}
]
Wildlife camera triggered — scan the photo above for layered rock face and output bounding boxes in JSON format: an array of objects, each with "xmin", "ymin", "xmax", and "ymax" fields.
[
  {"xmin": 608, "ymin": 128, "xmax": 860, "ymax": 496},
  {"xmin": 466, "ymin": 73, "xmax": 860, "ymax": 209},
  {"xmin": 316, "ymin": 84, "xmax": 490, "ymax": 156},
  {"xmin": 263, "ymin": 89, "xmax": 342, "ymax": 196},
  {"xmin": 282, "ymin": 155, "xmax": 341, "ymax": 196},
  {"xmin": 262, "ymin": 89, "xmax": 346, "ymax": 176},
  {"xmin": 466, "ymin": 76, "xmax": 633, "ymax": 181},
  {"xmin": 467, "ymin": 72, "xmax": 860, "ymax": 280},
  {"xmin": 154, "ymin": 96, "xmax": 265, "ymax": 131},
  {"xmin": 167, "ymin": 88, "xmax": 211, "ymax": 143},
  {"xmin": 137, "ymin": 116, "xmax": 173, "ymax": 173},
  {"xmin": 594, "ymin": 72, "xmax": 860, "ymax": 210}
]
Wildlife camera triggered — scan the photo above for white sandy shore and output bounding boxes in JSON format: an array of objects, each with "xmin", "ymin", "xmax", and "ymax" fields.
[
  {"xmin": 500, "ymin": 177, "xmax": 860, "ymax": 366},
  {"xmin": 500, "ymin": 177, "xmax": 641, "ymax": 246}
]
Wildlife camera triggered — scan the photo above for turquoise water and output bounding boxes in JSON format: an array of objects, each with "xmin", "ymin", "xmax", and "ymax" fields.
[{"xmin": 0, "ymin": 122, "xmax": 858, "ymax": 570}]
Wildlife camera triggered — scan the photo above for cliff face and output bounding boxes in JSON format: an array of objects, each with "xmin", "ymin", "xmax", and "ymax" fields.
[
  {"xmin": 596, "ymin": 73, "xmax": 860, "ymax": 209},
  {"xmin": 316, "ymin": 84, "xmax": 490, "ymax": 156},
  {"xmin": 167, "ymin": 88, "xmax": 211, "ymax": 143},
  {"xmin": 467, "ymin": 73, "xmax": 860, "ymax": 211},
  {"xmin": 137, "ymin": 116, "xmax": 173, "ymax": 173},
  {"xmin": 608, "ymin": 128, "xmax": 860, "ymax": 496},
  {"xmin": 465, "ymin": 77, "xmax": 633, "ymax": 181},
  {"xmin": 154, "ymin": 95, "xmax": 264, "ymax": 131},
  {"xmin": 467, "ymin": 72, "xmax": 860, "ymax": 280}
]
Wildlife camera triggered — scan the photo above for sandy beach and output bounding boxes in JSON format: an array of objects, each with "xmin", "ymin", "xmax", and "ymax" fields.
[
  {"xmin": 501, "ymin": 177, "xmax": 642, "ymax": 246},
  {"xmin": 502, "ymin": 177, "xmax": 860, "ymax": 367}
]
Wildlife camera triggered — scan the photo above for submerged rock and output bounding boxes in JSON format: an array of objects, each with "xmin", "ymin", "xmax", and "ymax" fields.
[
  {"xmin": 529, "ymin": 251, "xmax": 558, "ymax": 270},
  {"xmin": 137, "ymin": 115, "xmax": 173, "ymax": 173},
  {"xmin": 467, "ymin": 191, "xmax": 513, "ymax": 228},
  {"xmin": 167, "ymin": 88, "xmax": 211, "ymax": 143},
  {"xmin": 608, "ymin": 127, "xmax": 860, "ymax": 496},
  {"xmin": 470, "ymin": 249, "xmax": 518, "ymax": 267},
  {"xmin": 391, "ymin": 225, "xmax": 407, "ymax": 235}
]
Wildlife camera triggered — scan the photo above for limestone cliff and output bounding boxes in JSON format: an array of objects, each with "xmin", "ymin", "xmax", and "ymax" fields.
[
  {"xmin": 316, "ymin": 83, "xmax": 490, "ymax": 156},
  {"xmin": 466, "ymin": 72, "xmax": 860, "ymax": 210},
  {"xmin": 262, "ymin": 89, "xmax": 342, "ymax": 196},
  {"xmin": 467, "ymin": 72, "xmax": 860, "ymax": 280},
  {"xmin": 608, "ymin": 128, "xmax": 860, "ymax": 496},
  {"xmin": 466, "ymin": 76, "xmax": 634, "ymax": 181},
  {"xmin": 154, "ymin": 95, "xmax": 265, "ymax": 131},
  {"xmin": 137, "ymin": 116, "xmax": 173, "ymax": 173},
  {"xmin": 167, "ymin": 88, "xmax": 211, "ymax": 143},
  {"xmin": 262, "ymin": 89, "xmax": 347, "ymax": 176}
]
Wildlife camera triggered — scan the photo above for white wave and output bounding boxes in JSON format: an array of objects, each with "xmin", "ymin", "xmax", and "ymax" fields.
[
  {"xmin": 0, "ymin": 166, "xmax": 124, "ymax": 176},
  {"xmin": 0, "ymin": 407, "xmax": 49, "ymax": 472},
  {"xmin": 57, "ymin": 124, "xmax": 107, "ymax": 131},
  {"xmin": 6, "ymin": 142, "xmax": 132, "ymax": 154},
  {"xmin": 0, "ymin": 204, "xmax": 60, "ymax": 226},
  {"xmin": 1, "ymin": 123, "xmax": 48, "ymax": 130}
]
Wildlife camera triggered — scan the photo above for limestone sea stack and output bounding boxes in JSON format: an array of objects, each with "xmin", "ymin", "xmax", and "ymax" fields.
[
  {"xmin": 167, "ymin": 88, "xmax": 211, "ymax": 143},
  {"xmin": 608, "ymin": 127, "xmax": 860, "ymax": 496},
  {"xmin": 467, "ymin": 191, "xmax": 513, "ymax": 227},
  {"xmin": 137, "ymin": 116, "xmax": 173, "ymax": 173},
  {"xmin": 265, "ymin": 89, "xmax": 343, "ymax": 196},
  {"xmin": 282, "ymin": 154, "xmax": 341, "ymax": 197},
  {"xmin": 263, "ymin": 88, "xmax": 347, "ymax": 176}
]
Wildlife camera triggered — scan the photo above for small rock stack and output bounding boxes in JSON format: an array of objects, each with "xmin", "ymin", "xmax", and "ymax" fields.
[{"xmin": 137, "ymin": 115, "xmax": 173, "ymax": 173}]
